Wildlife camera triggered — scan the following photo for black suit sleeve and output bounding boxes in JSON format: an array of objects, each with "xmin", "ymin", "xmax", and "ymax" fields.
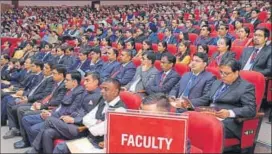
[{"xmin": 28, "ymin": 79, "xmax": 54, "ymax": 103}]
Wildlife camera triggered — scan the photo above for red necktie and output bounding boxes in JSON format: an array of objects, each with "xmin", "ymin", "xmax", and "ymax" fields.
[
  {"xmin": 159, "ymin": 73, "xmax": 166, "ymax": 87},
  {"xmin": 250, "ymin": 49, "xmax": 259, "ymax": 64},
  {"xmin": 111, "ymin": 65, "xmax": 123, "ymax": 78}
]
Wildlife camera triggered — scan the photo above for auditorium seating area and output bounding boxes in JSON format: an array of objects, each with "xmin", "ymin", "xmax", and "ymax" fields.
[{"xmin": 1, "ymin": 0, "xmax": 271, "ymax": 153}]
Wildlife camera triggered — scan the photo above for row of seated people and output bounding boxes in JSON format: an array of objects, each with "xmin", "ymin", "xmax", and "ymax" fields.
[{"xmin": 0, "ymin": 51, "xmax": 261, "ymax": 153}]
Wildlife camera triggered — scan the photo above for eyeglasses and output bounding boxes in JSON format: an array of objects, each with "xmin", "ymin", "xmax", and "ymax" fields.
[
  {"xmin": 161, "ymin": 61, "xmax": 170, "ymax": 64},
  {"xmin": 219, "ymin": 70, "xmax": 232, "ymax": 77}
]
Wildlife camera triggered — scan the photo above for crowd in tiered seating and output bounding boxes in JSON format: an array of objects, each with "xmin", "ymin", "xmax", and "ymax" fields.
[{"xmin": 1, "ymin": 1, "xmax": 271, "ymax": 153}]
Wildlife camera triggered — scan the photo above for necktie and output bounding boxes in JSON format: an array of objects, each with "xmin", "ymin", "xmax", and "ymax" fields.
[
  {"xmin": 212, "ymin": 84, "xmax": 229, "ymax": 103},
  {"xmin": 159, "ymin": 73, "xmax": 167, "ymax": 87},
  {"xmin": 181, "ymin": 74, "xmax": 197, "ymax": 98},
  {"xmin": 41, "ymin": 83, "xmax": 58, "ymax": 104},
  {"xmin": 111, "ymin": 65, "xmax": 124, "ymax": 78},
  {"xmin": 250, "ymin": 48, "xmax": 259, "ymax": 64}
]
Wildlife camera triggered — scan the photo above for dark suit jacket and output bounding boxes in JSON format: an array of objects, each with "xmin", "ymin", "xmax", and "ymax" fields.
[
  {"xmin": 70, "ymin": 59, "xmax": 91, "ymax": 72},
  {"xmin": 100, "ymin": 60, "xmax": 121, "ymax": 81},
  {"xmin": 146, "ymin": 69, "xmax": 181, "ymax": 95},
  {"xmin": 40, "ymin": 52, "xmax": 54, "ymax": 63},
  {"xmin": 42, "ymin": 80, "xmax": 67, "ymax": 109},
  {"xmin": 169, "ymin": 71, "xmax": 216, "ymax": 100},
  {"xmin": 195, "ymin": 77, "xmax": 256, "ymax": 138},
  {"xmin": 52, "ymin": 85, "xmax": 85, "ymax": 118},
  {"xmin": 23, "ymin": 72, "xmax": 44, "ymax": 94},
  {"xmin": 209, "ymin": 51, "xmax": 236, "ymax": 67},
  {"xmin": 1, "ymin": 65, "xmax": 9, "ymax": 80},
  {"xmin": 114, "ymin": 61, "xmax": 136, "ymax": 86},
  {"xmin": 87, "ymin": 59, "xmax": 104, "ymax": 73},
  {"xmin": 8, "ymin": 68, "xmax": 27, "ymax": 85},
  {"xmin": 135, "ymin": 34, "xmax": 147, "ymax": 43},
  {"xmin": 123, "ymin": 37, "xmax": 134, "ymax": 43},
  {"xmin": 163, "ymin": 35, "xmax": 177, "ymax": 44},
  {"xmin": 247, "ymin": 18, "xmax": 261, "ymax": 28},
  {"xmin": 239, "ymin": 45, "xmax": 272, "ymax": 77},
  {"xmin": 27, "ymin": 76, "xmax": 54, "ymax": 103},
  {"xmin": 13, "ymin": 70, "xmax": 33, "ymax": 89}
]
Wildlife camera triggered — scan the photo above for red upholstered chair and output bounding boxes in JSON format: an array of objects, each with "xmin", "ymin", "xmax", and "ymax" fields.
[
  {"xmin": 111, "ymin": 42, "xmax": 118, "ymax": 48},
  {"xmin": 205, "ymin": 67, "xmax": 221, "ymax": 79},
  {"xmin": 257, "ymin": 23, "xmax": 272, "ymax": 31},
  {"xmin": 224, "ymin": 71, "xmax": 265, "ymax": 153},
  {"xmin": 101, "ymin": 55, "xmax": 109, "ymax": 62},
  {"xmin": 187, "ymin": 111, "xmax": 224, "ymax": 153},
  {"xmin": 207, "ymin": 45, "xmax": 218, "ymax": 58},
  {"xmin": 231, "ymin": 46, "xmax": 244, "ymax": 60},
  {"xmin": 119, "ymin": 91, "xmax": 142, "ymax": 110},
  {"xmin": 152, "ymin": 43, "xmax": 158, "ymax": 52},
  {"xmin": 189, "ymin": 45, "xmax": 197, "ymax": 58},
  {"xmin": 228, "ymin": 24, "xmax": 235, "ymax": 32},
  {"xmin": 54, "ymin": 139, "xmax": 65, "ymax": 147},
  {"xmin": 188, "ymin": 33, "xmax": 198, "ymax": 44},
  {"xmin": 167, "ymin": 44, "xmax": 177, "ymax": 55},
  {"xmin": 210, "ymin": 31, "xmax": 218, "ymax": 38},
  {"xmin": 258, "ymin": 11, "xmax": 268, "ymax": 23},
  {"xmin": 132, "ymin": 57, "xmax": 141, "ymax": 67},
  {"xmin": 174, "ymin": 63, "xmax": 190, "ymax": 76},
  {"xmin": 243, "ymin": 23, "xmax": 255, "ymax": 33},
  {"xmin": 135, "ymin": 43, "xmax": 143, "ymax": 52},
  {"xmin": 154, "ymin": 60, "xmax": 162, "ymax": 71},
  {"xmin": 157, "ymin": 32, "xmax": 164, "ymax": 41}
]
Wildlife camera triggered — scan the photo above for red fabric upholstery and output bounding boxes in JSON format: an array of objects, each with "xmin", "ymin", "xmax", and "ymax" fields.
[
  {"xmin": 157, "ymin": 32, "xmax": 164, "ymax": 41},
  {"xmin": 257, "ymin": 23, "xmax": 272, "ymax": 31},
  {"xmin": 225, "ymin": 138, "xmax": 240, "ymax": 147},
  {"xmin": 205, "ymin": 67, "xmax": 221, "ymax": 79},
  {"xmin": 111, "ymin": 42, "xmax": 118, "ymax": 48},
  {"xmin": 267, "ymin": 79, "xmax": 272, "ymax": 102},
  {"xmin": 231, "ymin": 46, "xmax": 244, "ymax": 60},
  {"xmin": 207, "ymin": 45, "xmax": 217, "ymax": 58},
  {"xmin": 101, "ymin": 55, "xmax": 109, "ymax": 62},
  {"xmin": 54, "ymin": 139, "xmax": 65, "ymax": 147},
  {"xmin": 152, "ymin": 43, "xmax": 158, "ymax": 52},
  {"xmin": 154, "ymin": 60, "xmax": 162, "ymax": 71},
  {"xmin": 190, "ymin": 145, "xmax": 203, "ymax": 153},
  {"xmin": 174, "ymin": 63, "xmax": 190, "ymax": 76},
  {"xmin": 135, "ymin": 43, "xmax": 143, "ymax": 52},
  {"xmin": 119, "ymin": 91, "xmax": 142, "ymax": 110},
  {"xmin": 187, "ymin": 111, "xmax": 224, "ymax": 153},
  {"xmin": 258, "ymin": 11, "xmax": 268, "ymax": 23},
  {"xmin": 189, "ymin": 45, "xmax": 197, "ymax": 58},
  {"xmin": 167, "ymin": 44, "xmax": 177, "ymax": 55},
  {"xmin": 243, "ymin": 23, "xmax": 255, "ymax": 33},
  {"xmin": 188, "ymin": 33, "xmax": 198, "ymax": 44},
  {"xmin": 132, "ymin": 57, "xmax": 141, "ymax": 67}
]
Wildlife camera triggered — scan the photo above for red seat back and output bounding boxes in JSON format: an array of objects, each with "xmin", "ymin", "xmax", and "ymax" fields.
[
  {"xmin": 239, "ymin": 71, "xmax": 265, "ymax": 111},
  {"xmin": 243, "ymin": 23, "xmax": 255, "ymax": 33},
  {"xmin": 135, "ymin": 43, "xmax": 143, "ymax": 52},
  {"xmin": 157, "ymin": 32, "xmax": 164, "ymax": 41},
  {"xmin": 206, "ymin": 67, "xmax": 221, "ymax": 79},
  {"xmin": 132, "ymin": 57, "xmax": 141, "ymax": 67},
  {"xmin": 119, "ymin": 91, "xmax": 142, "ymax": 110},
  {"xmin": 258, "ymin": 11, "xmax": 268, "ymax": 23},
  {"xmin": 174, "ymin": 63, "xmax": 190, "ymax": 76},
  {"xmin": 231, "ymin": 46, "xmax": 244, "ymax": 60},
  {"xmin": 101, "ymin": 55, "xmax": 109, "ymax": 62},
  {"xmin": 111, "ymin": 42, "xmax": 118, "ymax": 48},
  {"xmin": 167, "ymin": 44, "xmax": 177, "ymax": 55},
  {"xmin": 207, "ymin": 45, "xmax": 217, "ymax": 58},
  {"xmin": 152, "ymin": 43, "xmax": 158, "ymax": 52},
  {"xmin": 154, "ymin": 60, "xmax": 162, "ymax": 71},
  {"xmin": 188, "ymin": 33, "xmax": 198, "ymax": 44},
  {"xmin": 189, "ymin": 45, "xmax": 197, "ymax": 58},
  {"xmin": 187, "ymin": 111, "xmax": 224, "ymax": 153}
]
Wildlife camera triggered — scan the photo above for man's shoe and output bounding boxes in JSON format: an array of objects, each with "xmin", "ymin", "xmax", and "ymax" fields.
[
  {"xmin": 3, "ymin": 128, "xmax": 20, "ymax": 139},
  {"xmin": 25, "ymin": 148, "xmax": 38, "ymax": 154},
  {"xmin": 14, "ymin": 140, "xmax": 30, "ymax": 149}
]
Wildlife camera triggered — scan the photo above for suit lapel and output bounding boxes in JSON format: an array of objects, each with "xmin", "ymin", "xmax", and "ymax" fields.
[
  {"xmin": 252, "ymin": 46, "xmax": 267, "ymax": 66},
  {"xmin": 190, "ymin": 71, "xmax": 204, "ymax": 89},
  {"xmin": 217, "ymin": 78, "xmax": 241, "ymax": 99}
]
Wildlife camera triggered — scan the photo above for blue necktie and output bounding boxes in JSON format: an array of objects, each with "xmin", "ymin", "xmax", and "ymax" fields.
[
  {"xmin": 212, "ymin": 84, "xmax": 229, "ymax": 103},
  {"xmin": 182, "ymin": 74, "xmax": 197, "ymax": 98}
]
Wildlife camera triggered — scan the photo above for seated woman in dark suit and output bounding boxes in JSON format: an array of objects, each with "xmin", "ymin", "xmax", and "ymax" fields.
[{"xmin": 208, "ymin": 37, "xmax": 235, "ymax": 67}]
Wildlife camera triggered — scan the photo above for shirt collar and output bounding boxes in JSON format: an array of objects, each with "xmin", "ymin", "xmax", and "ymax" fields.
[
  {"xmin": 36, "ymin": 71, "xmax": 42, "ymax": 75},
  {"xmin": 107, "ymin": 96, "xmax": 121, "ymax": 107},
  {"xmin": 57, "ymin": 80, "xmax": 64, "ymax": 86},
  {"xmin": 164, "ymin": 69, "xmax": 171, "ymax": 76},
  {"xmin": 122, "ymin": 62, "xmax": 130, "ymax": 67}
]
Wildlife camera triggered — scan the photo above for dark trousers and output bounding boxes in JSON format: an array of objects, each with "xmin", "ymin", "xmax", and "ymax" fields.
[
  {"xmin": 17, "ymin": 107, "xmax": 41, "ymax": 143},
  {"xmin": 1, "ymin": 95, "xmax": 9, "ymax": 123},
  {"xmin": 32, "ymin": 116, "xmax": 86, "ymax": 153},
  {"xmin": 22, "ymin": 114, "xmax": 45, "ymax": 144}
]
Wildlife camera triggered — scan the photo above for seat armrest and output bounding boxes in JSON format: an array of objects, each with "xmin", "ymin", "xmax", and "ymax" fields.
[
  {"xmin": 77, "ymin": 126, "xmax": 87, "ymax": 132},
  {"xmin": 236, "ymin": 112, "xmax": 264, "ymax": 123}
]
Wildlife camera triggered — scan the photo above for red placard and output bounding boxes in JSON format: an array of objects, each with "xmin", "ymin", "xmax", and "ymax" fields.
[{"xmin": 106, "ymin": 111, "xmax": 188, "ymax": 153}]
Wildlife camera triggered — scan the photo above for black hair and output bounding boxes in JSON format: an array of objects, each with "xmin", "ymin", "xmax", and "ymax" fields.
[
  {"xmin": 2, "ymin": 54, "xmax": 10, "ymax": 61},
  {"xmin": 85, "ymin": 71, "xmax": 101, "ymax": 85},
  {"xmin": 162, "ymin": 52, "xmax": 176, "ymax": 65},
  {"xmin": 34, "ymin": 61, "xmax": 44, "ymax": 70},
  {"xmin": 242, "ymin": 27, "xmax": 250, "ymax": 37},
  {"xmin": 142, "ymin": 93, "xmax": 170, "ymax": 112},
  {"xmin": 193, "ymin": 52, "xmax": 209, "ymax": 63},
  {"xmin": 55, "ymin": 65, "xmax": 67, "ymax": 78},
  {"xmin": 45, "ymin": 62, "xmax": 54, "ymax": 70},
  {"xmin": 142, "ymin": 51, "xmax": 156, "ymax": 64},
  {"xmin": 197, "ymin": 44, "xmax": 209, "ymax": 54},
  {"xmin": 122, "ymin": 49, "xmax": 133, "ymax": 60},
  {"xmin": 165, "ymin": 27, "xmax": 173, "ymax": 34},
  {"xmin": 112, "ymin": 48, "xmax": 119, "ymax": 58},
  {"xmin": 158, "ymin": 41, "xmax": 167, "ymax": 49},
  {"xmin": 69, "ymin": 70, "xmax": 82, "ymax": 85},
  {"xmin": 143, "ymin": 39, "xmax": 152, "ymax": 48},
  {"xmin": 219, "ymin": 58, "xmax": 241, "ymax": 72},
  {"xmin": 103, "ymin": 78, "xmax": 121, "ymax": 92},
  {"xmin": 178, "ymin": 41, "xmax": 191, "ymax": 61},
  {"xmin": 255, "ymin": 27, "xmax": 270, "ymax": 38},
  {"xmin": 220, "ymin": 37, "xmax": 232, "ymax": 50},
  {"xmin": 202, "ymin": 25, "xmax": 211, "ymax": 33}
]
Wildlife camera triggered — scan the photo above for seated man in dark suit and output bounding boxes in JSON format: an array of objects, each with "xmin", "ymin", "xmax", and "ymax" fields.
[
  {"xmin": 169, "ymin": 52, "xmax": 216, "ymax": 113},
  {"xmin": 135, "ymin": 28, "xmax": 147, "ymax": 43},
  {"xmin": 3, "ymin": 62, "xmax": 54, "ymax": 139},
  {"xmin": 123, "ymin": 29, "xmax": 134, "ymax": 43},
  {"xmin": 100, "ymin": 48, "xmax": 121, "ymax": 81},
  {"xmin": 69, "ymin": 49, "xmax": 90, "ymax": 72},
  {"xmin": 111, "ymin": 49, "xmax": 136, "ymax": 86},
  {"xmin": 55, "ymin": 45, "xmax": 70, "ymax": 67},
  {"xmin": 246, "ymin": 9, "xmax": 261, "ymax": 28},
  {"xmin": 26, "ymin": 72, "xmax": 102, "ymax": 154},
  {"xmin": 163, "ymin": 27, "xmax": 178, "ymax": 45},
  {"xmin": 146, "ymin": 52, "xmax": 180, "ymax": 95},
  {"xmin": 13, "ymin": 65, "xmax": 67, "ymax": 149},
  {"xmin": 52, "ymin": 78, "xmax": 127, "ymax": 154},
  {"xmin": 122, "ymin": 52, "xmax": 158, "ymax": 96},
  {"xmin": 39, "ymin": 43, "xmax": 54, "ymax": 63},
  {"xmin": 239, "ymin": 27, "xmax": 272, "ymax": 77},
  {"xmin": 184, "ymin": 19, "xmax": 200, "ymax": 34},
  {"xmin": 21, "ymin": 71, "xmax": 84, "ymax": 147},
  {"xmin": 1, "ymin": 54, "xmax": 10, "ymax": 79},
  {"xmin": 87, "ymin": 47, "xmax": 104, "ymax": 73},
  {"xmin": 191, "ymin": 58, "xmax": 256, "ymax": 140}
]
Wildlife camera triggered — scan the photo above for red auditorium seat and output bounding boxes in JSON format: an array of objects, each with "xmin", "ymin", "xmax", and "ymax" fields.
[
  {"xmin": 228, "ymin": 24, "xmax": 235, "ymax": 32},
  {"xmin": 132, "ymin": 57, "xmax": 141, "ymax": 67},
  {"xmin": 187, "ymin": 111, "xmax": 224, "ymax": 153},
  {"xmin": 189, "ymin": 45, "xmax": 197, "ymax": 58},
  {"xmin": 258, "ymin": 11, "xmax": 268, "ymax": 23},
  {"xmin": 188, "ymin": 33, "xmax": 198, "ymax": 44},
  {"xmin": 135, "ymin": 43, "xmax": 143, "ymax": 52},
  {"xmin": 101, "ymin": 55, "xmax": 109, "ymax": 62},
  {"xmin": 152, "ymin": 43, "xmax": 158, "ymax": 52},
  {"xmin": 243, "ymin": 23, "xmax": 255, "ymax": 33},
  {"xmin": 174, "ymin": 63, "xmax": 190, "ymax": 76},
  {"xmin": 257, "ymin": 23, "xmax": 272, "ymax": 31},
  {"xmin": 205, "ymin": 67, "xmax": 221, "ymax": 79},
  {"xmin": 154, "ymin": 60, "xmax": 162, "ymax": 71},
  {"xmin": 157, "ymin": 32, "xmax": 164, "ymax": 41},
  {"xmin": 207, "ymin": 45, "xmax": 217, "ymax": 58},
  {"xmin": 119, "ymin": 91, "xmax": 142, "ymax": 110},
  {"xmin": 231, "ymin": 46, "xmax": 244, "ymax": 60},
  {"xmin": 210, "ymin": 31, "xmax": 218, "ymax": 38},
  {"xmin": 224, "ymin": 71, "xmax": 265, "ymax": 153},
  {"xmin": 167, "ymin": 44, "xmax": 177, "ymax": 55},
  {"xmin": 112, "ymin": 42, "xmax": 118, "ymax": 48}
]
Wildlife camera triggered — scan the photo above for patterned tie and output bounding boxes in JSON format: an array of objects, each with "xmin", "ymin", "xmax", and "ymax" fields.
[
  {"xmin": 250, "ymin": 48, "xmax": 259, "ymax": 64},
  {"xmin": 181, "ymin": 74, "xmax": 197, "ymax": 98},
  {"xmin": 40, "ymin": 83, "xmax": 58, "ymax": 104},
  {"xmin": 212, "ymin": 84, "xmax": 229, "ymax": 103},
  {"xmin": 111, "ymin": 65, "xmax": 124, "ymax": 78},
  {"xmin": 159, "ymin": 73, "xmax": 167, "ymax": 87}
]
